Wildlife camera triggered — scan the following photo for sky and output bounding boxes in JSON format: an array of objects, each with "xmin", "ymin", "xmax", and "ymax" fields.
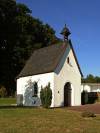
[{"xmin": 17, "ymin": 0, "xmax": 100, "ymax": 77}]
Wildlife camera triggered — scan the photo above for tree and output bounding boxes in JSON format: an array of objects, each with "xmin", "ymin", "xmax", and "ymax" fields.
[
  {"xmin": 82, "ymin": 74, "xmax": 100, "ymax": 83},
  {"xmin": 0, "ymin": 1, "xmax": 57, "ymax": 95},
  {"xmin": 0, "ymin": 0, "xmax": 17, "ymax": 95},
  {"xmin": 95, "ymin": 76, "xmax": 100, "ymax": 83}
]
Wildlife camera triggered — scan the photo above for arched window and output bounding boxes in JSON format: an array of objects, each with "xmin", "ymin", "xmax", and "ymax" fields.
[
  {"xmin": 33, "ymin": 82, "xmax": 38, "ymax": 97},
  {"xmin": 67, "ymin": 57, "xmax": 70, "ymax": 64}
]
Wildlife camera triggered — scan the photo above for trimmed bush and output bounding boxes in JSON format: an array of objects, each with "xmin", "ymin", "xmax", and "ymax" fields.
[
  {"xmin": 81, "ymin": 111, "xmax": 96, "ymax": 118},
  {"xmin": 40, "ymin": 83, "xmax": 52, "ymax": 108}
]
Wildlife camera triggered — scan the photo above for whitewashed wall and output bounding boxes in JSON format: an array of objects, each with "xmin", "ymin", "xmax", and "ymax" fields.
[
  {"xmin": 17, "ymin": 72, "xmax": 54, "ymax": 107},
  {"xmin": 54, "ymin": 44, "xmax": 81, "ymax": 107}
]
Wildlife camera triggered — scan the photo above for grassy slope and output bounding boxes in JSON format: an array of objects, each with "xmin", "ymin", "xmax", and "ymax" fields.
[{"xmin": 0, "ymin": 108, "xmax": 100, "ymax": 133}]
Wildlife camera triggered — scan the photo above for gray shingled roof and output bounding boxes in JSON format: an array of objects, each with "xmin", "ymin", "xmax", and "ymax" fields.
[
  {"xmin": 17, "ymin": 41, "xmax": 83, "ymax": 78},
  {"xmin": 17, "ymin": 43, "xmax": 67, "ymax": 78}
]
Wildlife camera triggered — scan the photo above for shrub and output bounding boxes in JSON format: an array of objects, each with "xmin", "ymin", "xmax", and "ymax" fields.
[
  {"xmin": 40, "ymin": 83, "xmax": 52, "ymax": 108},
  {"xmin": 81, "ymin": 90, "xmax": 88, "ymax": 105},
  {"xmin": 81, "ymin": 111, "xmax": 96, "ymax": 118},
  {"xmin": 0, "ymin": 86, "xmax": 7, "ymax": 97}
]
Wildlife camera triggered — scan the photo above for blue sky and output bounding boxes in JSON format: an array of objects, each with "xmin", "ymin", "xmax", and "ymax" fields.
[{"xmin": 17, "ymin": 0, "xmax": 100, "ymax": 77}]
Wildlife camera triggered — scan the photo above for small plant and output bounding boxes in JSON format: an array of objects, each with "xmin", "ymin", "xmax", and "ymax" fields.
[
  {"xmin": 40, "ymin": 83, "xmax": 52, "ymax": 108},
  {"xmin": 81, "ymin": 111, "xmax": 96, "ymax": 118}
]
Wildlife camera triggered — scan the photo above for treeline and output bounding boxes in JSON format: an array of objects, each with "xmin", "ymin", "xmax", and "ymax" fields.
[
  {"xmin": 0, "ymin": 0, "xmax": 58, "ymax": 95},
  {"xmin": 82, "ymin": 74, "xmax": 100, "ymax": 83}
]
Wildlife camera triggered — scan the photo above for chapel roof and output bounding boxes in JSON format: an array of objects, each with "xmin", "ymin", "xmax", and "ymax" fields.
[{"xmin": 17, "ymin": 41, "xmax": 83, "ymax": 78}]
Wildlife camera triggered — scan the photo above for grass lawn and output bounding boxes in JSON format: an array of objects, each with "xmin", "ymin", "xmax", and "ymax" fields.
[
  {"xmin": 0, "ymin": 108, "xmax": 100, "ymax": 133},
  {"xmin": 0, "ymin": 98, "xmax": 16, "ymax": 106}
]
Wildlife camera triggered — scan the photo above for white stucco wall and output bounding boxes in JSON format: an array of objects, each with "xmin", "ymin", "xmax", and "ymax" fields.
[
  {"xmin": 54, "ymin": 44, "xmax": 81, "ymax": 107},
  {"xmin": 81, "ymin": 84, "xmax": 100, "ymax": 92},
  {"xmin": 17, "ymin": 72, "xmax": 54, "ymax": 107}
]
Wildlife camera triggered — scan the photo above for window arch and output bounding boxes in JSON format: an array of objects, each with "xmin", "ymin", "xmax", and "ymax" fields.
[
  {"xmin": 67, "ymin": 57, "xmax": 70, "ymax": 64},
  {"xmin": 33, "ymin": 82, "xmax": 38, "ymax": 97}
]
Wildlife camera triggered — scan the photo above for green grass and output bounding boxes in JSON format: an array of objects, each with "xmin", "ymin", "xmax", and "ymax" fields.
[
  {"xmin": 0, "ymin": 98, "xmax": 16, "ymax": 105},
  {"xmin": 0, "ymin": 108, "xmax": 100, "ymax": 133}
]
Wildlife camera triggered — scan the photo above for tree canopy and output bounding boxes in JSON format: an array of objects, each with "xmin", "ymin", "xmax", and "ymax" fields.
[
  {"xmin": 82, "ymin": 74, "xmax": 100, "ymax": 83},
  {"xmin": 0, "ymin": 0, "xmax": 58, "ymax": 95}
]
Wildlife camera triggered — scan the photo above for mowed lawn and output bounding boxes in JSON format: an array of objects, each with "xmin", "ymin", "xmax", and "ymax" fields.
[
  {"xmin": 0, "ymin": 107, "xmax": 100, "ymax": 133},
  {"xmin": 0, "ymin": 98, "xmax": 16, "ymax": 105}
]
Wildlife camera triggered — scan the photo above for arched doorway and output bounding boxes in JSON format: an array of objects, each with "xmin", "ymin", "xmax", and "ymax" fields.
[{"xmin": 64, "ymin": 82, "xmax": 71, "ymax": 106}]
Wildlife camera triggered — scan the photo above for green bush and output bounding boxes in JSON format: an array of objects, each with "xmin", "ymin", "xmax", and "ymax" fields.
[
  {"xmin": 0, "ymin": 86, "xmax": 7, "ymax": 97},
  {"xmin": 40, "ymin": 83, "xmax": 52, "ymax": 108},
  {"xmin": 81, "ymin": 111, "xmax": 96, "ymax": 118},
  {"xmin": 81, "ymin": 90, "xmax": 88, "ymax": 105}
]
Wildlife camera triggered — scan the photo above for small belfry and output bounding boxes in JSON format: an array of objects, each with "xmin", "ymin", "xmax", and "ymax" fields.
[{"xmin": 60, "ymin": 24, "xmax": 71, "ymax": 41}]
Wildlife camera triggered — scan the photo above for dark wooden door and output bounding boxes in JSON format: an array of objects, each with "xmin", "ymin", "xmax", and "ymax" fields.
[{"xmin": 64, "ymin": 83, "xmax": 71, "ymax": 106}]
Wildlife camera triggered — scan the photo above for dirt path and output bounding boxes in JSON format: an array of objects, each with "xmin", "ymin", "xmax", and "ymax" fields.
[{"xmin": 68, "ymin": 103, "xmax": 100, "ymax": 114}]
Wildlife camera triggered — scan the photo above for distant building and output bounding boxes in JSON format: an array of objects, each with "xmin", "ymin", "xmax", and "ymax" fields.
[{"xmin": 81, "ymin": 83, "xmax": 100, "ymax": 92}]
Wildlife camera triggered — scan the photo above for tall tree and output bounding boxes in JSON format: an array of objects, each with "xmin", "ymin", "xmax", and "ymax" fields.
[
  {"xmin": 0, "ymin": 0, "xmax": 16, "ymax": 95},
  {"xmin": 0, "ymin": 0, "xmax": 57, "ymax": 95}
]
